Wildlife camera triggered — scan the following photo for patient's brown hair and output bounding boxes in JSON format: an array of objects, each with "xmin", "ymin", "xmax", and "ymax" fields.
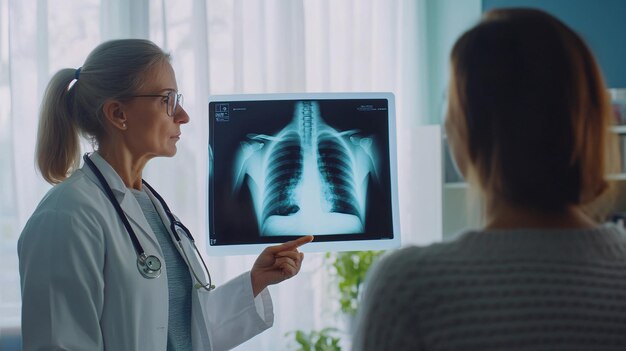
[{"xmin": 447, "ymin": 8, "xmax": 614, "ymax": 212}]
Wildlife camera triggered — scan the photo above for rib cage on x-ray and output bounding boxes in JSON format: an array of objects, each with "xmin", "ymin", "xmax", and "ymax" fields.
[
  {"xmin": 262, "ymin": 131, "xmax": 303, "ymax": 220},
  {"xmin": 232, "ymin": 101, "xmax": 379, "ymax": 236},
  {"xmin": 316, "ymin": 131, "xmax": 361, "ymax": 218}
]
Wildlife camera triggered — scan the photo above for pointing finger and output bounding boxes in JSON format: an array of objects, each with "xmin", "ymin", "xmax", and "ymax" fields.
[{"xmin": 265, "ymin": 235, "xmax": 314, "ymax": 254}]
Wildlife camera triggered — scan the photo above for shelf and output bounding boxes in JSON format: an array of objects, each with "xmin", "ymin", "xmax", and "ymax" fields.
[
  {"xmin": 444, "ymin": 182, "xmax": 469, "ymax": 189},
  {"xmin": 611, "ymin": 125, "xmax": 626, "ymax": 133},
  {"xmin": 608, "ymin": 173, "xmax": 626, "ymax": 181},
  {"xmin": 446, "ymin": 176, "xmax": 626, "ymax": 184}
]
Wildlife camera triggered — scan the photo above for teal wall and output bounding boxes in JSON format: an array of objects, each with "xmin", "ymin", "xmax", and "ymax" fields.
[
  {"xmin": 483, "ymin": 0, "xmax": 626, "ymax": 88},
  {"xmin": 440, "ymin": 0, "xmax": 626, "ymax": 236},
  {"xmin": 425, "ymin": 0, "xmax": 482, "ymax": 124}
]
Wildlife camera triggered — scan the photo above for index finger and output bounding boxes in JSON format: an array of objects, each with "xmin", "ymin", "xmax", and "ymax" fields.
[
  {"xmin": 289, "ymin": 235, "xmax": 314, "ymax": 248},
  {"xmin": 266, "ymin": 235, "xmax": 314, "ymax": 254}
]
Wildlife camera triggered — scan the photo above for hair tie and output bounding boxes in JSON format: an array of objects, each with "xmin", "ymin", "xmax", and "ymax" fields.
[{"xmin": 75, "ymin": 67, "xmax": 82, "ymax": 80}]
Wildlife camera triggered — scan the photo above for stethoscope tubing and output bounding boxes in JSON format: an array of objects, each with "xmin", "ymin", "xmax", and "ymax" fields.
[
  {"xmin": 82, "ymin": 153, "xmax": 213, "ymax": 289},
  {"xmin": 83, "ymin": 154, "xmax": 147, "ymax": 258}
]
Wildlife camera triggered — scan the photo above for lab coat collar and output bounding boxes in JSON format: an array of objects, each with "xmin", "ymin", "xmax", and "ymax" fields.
[
  {"xmin": 83, "ymin": 152, "xmax": 128, "ymax": 198},
  {"xmin": 81, "ymin": 152, "xmax": 163, "ymax": 255},
  {"xmin": 81, "ymin": 153, "xmax": 202, "ymax": 281}
]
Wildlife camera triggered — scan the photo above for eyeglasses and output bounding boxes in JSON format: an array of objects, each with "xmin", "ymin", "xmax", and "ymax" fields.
[{"xmin": 131, "ymin": 91, "xmax": 184, "ymax": 117}]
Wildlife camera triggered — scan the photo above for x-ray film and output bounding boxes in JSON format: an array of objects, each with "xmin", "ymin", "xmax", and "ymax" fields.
[{"xmin": 208, "ymin": 93, "xmax": 400, "ymax": 254}]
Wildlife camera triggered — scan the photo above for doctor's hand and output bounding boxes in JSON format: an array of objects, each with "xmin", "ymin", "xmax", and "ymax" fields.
[{"xmin": 250, "ymin": 235, "xmax": 314, "ymax": 297}]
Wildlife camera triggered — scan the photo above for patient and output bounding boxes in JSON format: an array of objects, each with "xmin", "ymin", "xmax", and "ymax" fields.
[{"xmin": 352, "ymin": 8, "xmax": 626, "ymax": 350}]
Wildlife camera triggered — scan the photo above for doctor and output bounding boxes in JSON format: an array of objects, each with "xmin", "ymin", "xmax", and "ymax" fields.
[{"xmin": 18, "ymin": 39, "xmax": 313, "ymax": 351}]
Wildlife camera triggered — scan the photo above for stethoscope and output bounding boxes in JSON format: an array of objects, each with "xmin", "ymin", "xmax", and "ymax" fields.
[{"xmin": 83, "ymin": 153, "xmax": 215, "ymax": 291}]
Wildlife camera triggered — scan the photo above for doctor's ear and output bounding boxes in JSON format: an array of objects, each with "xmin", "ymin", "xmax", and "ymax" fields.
[{"xmin": 102, "ymin": 99, "xmax": 128, "ymax": 131}]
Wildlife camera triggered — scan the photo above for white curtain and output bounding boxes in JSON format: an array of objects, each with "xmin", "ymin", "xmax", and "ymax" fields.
[
  {"xmin": 1, "ymin": 0, "xmax": 104, "ymax": 331},
  {"xmin": 0, "ymin": 0, "xmax": 429, "ymax": 349}
]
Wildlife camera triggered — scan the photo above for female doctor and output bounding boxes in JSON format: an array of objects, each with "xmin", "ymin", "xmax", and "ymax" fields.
[{"xmin": 18, "ymin": 39, "xmax": 313, "ymax": 351}]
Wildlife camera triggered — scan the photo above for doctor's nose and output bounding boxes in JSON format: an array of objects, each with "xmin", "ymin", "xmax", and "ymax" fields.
[{"xmin": 175, "ymin": 106, "xmax": 190, "ymax": 124}]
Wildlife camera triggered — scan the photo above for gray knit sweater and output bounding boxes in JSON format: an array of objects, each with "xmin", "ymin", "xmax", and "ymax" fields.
[{"xmin": 352, "ymin": 224, "xmax": 626, "ymax": 351}]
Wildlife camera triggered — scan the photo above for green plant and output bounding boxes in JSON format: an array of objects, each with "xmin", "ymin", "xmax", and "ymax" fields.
[
  {"xmin": 285, "ymin": 250, "xmax": 384, "ymax": 349},
  {"xmin": 285, "ymin": 328, "xmax": 342, "ymax": 351},
  {"xmin": 327, "ymin": 250, "xmax": 385, "ymax": 316}
]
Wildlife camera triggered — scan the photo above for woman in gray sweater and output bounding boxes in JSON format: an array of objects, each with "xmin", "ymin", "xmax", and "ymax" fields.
[{"xmin": 353, "ymin": 8, "xmax": 626, "ymax": 351}]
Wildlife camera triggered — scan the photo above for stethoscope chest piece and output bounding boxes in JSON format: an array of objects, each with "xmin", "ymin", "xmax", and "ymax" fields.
[
  {"xmin": 137, "ymin": 254, "xmax": 162, "ymax": 279},
  {"xmin": 83, "ymin": 153, "xmax": 213, "ymax": 287}
]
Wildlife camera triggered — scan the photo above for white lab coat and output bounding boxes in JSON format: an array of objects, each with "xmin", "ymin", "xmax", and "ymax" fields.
[{"xmin": 18, "ymin": 152, "xmax": 274, "ymax": 350}]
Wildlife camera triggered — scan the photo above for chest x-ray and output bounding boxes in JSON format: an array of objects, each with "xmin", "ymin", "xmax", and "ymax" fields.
[
  {"xmin": 233, "ymin": 100, "xmax": 379, "ymax": 236},
  {"xmin": 208, "ymin": 93, "xmax": 400, "ymax": 254}
]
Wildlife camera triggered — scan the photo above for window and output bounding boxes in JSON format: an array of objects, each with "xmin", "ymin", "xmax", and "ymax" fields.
[{"xmin": 0, "ymin": 1, "xmax": 428, "ymax": 349}]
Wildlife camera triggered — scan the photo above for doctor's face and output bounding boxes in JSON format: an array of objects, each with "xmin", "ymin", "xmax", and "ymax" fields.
[{"xmin": 122, "ymin": 61, "xmax": 190, "ymax": 159}]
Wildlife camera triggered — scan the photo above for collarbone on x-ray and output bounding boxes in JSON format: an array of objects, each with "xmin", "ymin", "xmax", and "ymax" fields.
[{"xmin": 232, "ymin": 101, "xmax": 380, "ymax": 236}]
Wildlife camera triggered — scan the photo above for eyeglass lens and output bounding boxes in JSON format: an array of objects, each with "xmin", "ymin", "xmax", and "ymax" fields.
[{"xmin": 168, "ymin": 92, "xmax": 183, "ymax": 116}]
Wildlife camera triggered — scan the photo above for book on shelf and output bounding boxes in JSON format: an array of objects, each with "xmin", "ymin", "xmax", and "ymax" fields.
[
  {"xmin": 621, "ymin": 134, "xmax": 626, "ymax": 174},
  {"xmin": 609, "ymin": 88, "xmax": 626, "ymax": 126}
]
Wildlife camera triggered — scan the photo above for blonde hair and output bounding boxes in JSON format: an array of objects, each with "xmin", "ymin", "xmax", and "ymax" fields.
[
  {"xmin": 36, "ymin": 39, "xmax": 170, "ymax": 184},
  {"xmin": 448, "ymin": 8, "xmax": 614, "ymax": 212}
]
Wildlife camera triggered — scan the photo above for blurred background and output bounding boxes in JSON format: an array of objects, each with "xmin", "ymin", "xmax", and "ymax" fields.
[{"xmin": 2, "ymin": 0, "xmax": 626, "ymax": 350}]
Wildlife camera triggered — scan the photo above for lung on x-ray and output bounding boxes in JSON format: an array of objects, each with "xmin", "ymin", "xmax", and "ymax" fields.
[{"xmin": 208, "ymin": 93, "xmax": 400, "ymax": 254}]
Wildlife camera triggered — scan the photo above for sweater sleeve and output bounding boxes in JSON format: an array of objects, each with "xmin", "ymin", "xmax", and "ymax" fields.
[{"xmin": 352, "ymin": 248, "xmax": 424, "ymax": 351}]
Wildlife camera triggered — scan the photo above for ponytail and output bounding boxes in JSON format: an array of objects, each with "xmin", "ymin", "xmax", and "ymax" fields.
[
  {"xmin": 35, "ymin": 39, "xmax": 170, "ymax": 185},
  {"xmin": 36, "ymin": 69, "xmax": 81, "ymax": 184}
]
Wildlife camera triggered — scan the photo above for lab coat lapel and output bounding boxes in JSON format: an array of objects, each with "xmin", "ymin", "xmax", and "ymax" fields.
[
  {"xmin": 118, "ymin": 193, "xmax": 162, "ymax": 252},
  {"xmin": 81, "ymin": 153, "xmax": 163, "ymax": 252},
  {"xmin": 141, "ymin": 185, "xmax": 208, "ymax": 285},
  {"xmin": 142, "ymin": 186, "xmax": 197, "ymax": 267}
]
